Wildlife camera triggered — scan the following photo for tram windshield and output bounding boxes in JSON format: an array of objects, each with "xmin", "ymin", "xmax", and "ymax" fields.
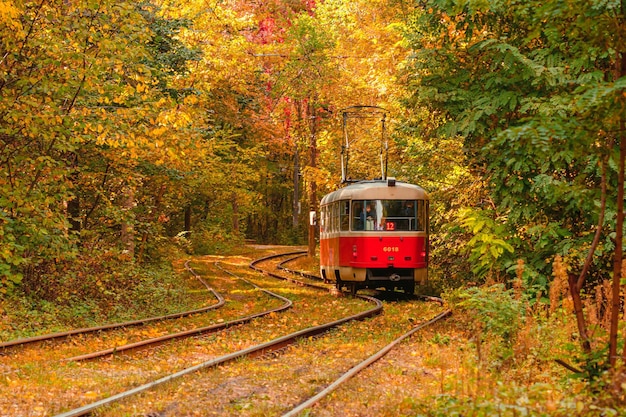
[{"xmin": 351, "ymin": 199, "xmax": 426, "ymax": 232}]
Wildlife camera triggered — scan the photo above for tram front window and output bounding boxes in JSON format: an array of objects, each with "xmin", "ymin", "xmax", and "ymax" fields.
[{"xmin": 352, "ymin": 199, "xmax": 425, "ymax": 231}]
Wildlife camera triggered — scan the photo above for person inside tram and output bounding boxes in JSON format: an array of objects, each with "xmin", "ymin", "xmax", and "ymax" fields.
[
  {"xmin": 360, "ymin": 203, "xmax": 376, "ymax": 230},
  {"xmin": 403, "ymin": 201, "xmax": 415, "ymax": 216}
]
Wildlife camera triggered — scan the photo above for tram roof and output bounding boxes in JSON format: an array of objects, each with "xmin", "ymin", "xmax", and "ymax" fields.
[{"xmin": 320, "ymin": 179, "xmax": 429, "ymax": 205}]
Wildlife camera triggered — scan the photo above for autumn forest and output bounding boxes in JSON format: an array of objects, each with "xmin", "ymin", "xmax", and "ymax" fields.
[{"xmin": 2, "ymin": 0, "xmax": 626, "ymax": 415}]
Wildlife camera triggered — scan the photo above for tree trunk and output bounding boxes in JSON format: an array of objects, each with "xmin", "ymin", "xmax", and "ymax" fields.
[
  {"xmin": 569, "ymin": 273, "xmax": 592, "ymax": 354},
  {"xmin": 232, "ymin": 192, "xmax": 239, "ymax": 233},
  {"xmin": 308, "ymin": 101, "xmax": 318, "ymax": 258},
  {"xmin": 293, "ymin": 146, "xmax": 300, "ymax": 228},
  {"xmin": 137, "ymin": 184, "xmax": 166, "ymax": 262},
  {"xmin": 612, "ymin": 126, "xmax": 625, "ymax": 365},
  {"xmin": 616, "ymin": 118, "xmax": 626, "ymax": 363},
  {"xmin": 568, "ymin": 160, "xmax": 607, "ymax": 356},
  {"xmin": 613, "ymin": 11, "xmax": 626, "ymax": 363},
  {"xmin": 120, "ymin": 187, "xmax": 135, "ymax": 258},
  {"xmin": 67, "ymin": 190, "xmax": 81, "ymax": 233},
  {"xmin": 67, "ymin": 152, "xmax": 81, "ymax": 233},
  {"xmin": 184, "ymin": 205, "xmax": 192, "ymax": 232}
]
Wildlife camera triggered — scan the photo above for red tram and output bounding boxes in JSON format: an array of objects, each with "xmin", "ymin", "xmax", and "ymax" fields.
[{"xmin": 319, "ymin": 178, "xmax": 429, "ymax": 295}]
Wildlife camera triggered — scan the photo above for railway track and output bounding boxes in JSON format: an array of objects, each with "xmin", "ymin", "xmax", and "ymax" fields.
[
  {"xmin": 63, "ymin": 261, "xmax": 294, "ymax": 362},
  {"xmin": 0, "ymin": 261, "xmax": 225, "ymax": 351},
  {"xmin": 1, "ymin": 248, "xmax": 450, "ymax": 416},
  {"xmin": 251, "ymin": 250, "xmax": 331, "ymax": 291},
  {"xmin": 1, "ymin": 260, "xmax": 298, "ymax": 363},
  {"xmin": 52, "ymin": 252, "xmax": 383, "ymax": 417},
  {"xmin": 261, "ymin": 251, "xmax": 452, "ymax": 416}
]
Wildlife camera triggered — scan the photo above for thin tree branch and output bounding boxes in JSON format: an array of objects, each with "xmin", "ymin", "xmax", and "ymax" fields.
[{"xmin": 576, "ymin": 156, "xmax": 607, "ymax": 290}]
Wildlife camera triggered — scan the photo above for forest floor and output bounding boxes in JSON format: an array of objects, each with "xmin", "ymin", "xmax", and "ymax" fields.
[{"xmin": 0, "ymin": 245, "xmax": 618, "ymax": 416}]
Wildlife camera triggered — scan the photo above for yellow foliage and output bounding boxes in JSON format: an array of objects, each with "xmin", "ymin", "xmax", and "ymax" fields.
[
  {"xmin": 0, "ymin": 1, "xmax": 21, "ymax": 30},
  {"xmin": 83, "ymin": 391, "xmax": 99, "ymax": 399},
  {"xmin": 183, "ymin": 94, "xmax": 199, "ymax": 105},
  {"xmin": 550, "ymin": 255, "xmax": 569, "ymax": 314}
]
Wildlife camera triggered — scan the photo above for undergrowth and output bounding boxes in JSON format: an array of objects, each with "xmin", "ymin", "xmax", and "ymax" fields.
[
  {"xmin": 410, "ymin": 261, "xmax": 626, "ymax": 417},
  {"xmin": 0, "ymin": 244, "xmax": 203, "ymax": 341}
]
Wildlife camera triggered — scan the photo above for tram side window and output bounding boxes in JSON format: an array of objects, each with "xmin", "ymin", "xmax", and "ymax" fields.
[
  {"xmin": 327, "ymin": 203, "xmax": 332, "ymax": 232},
  {"xmin": 417, "ymin": 200, "xmax": 426, "ymax": 232},
  {"xmin": 340, "ymin": 201, "xmax": 350, "ymax": 231},
  {"xmin": 352, "ymin": 201, "xmax": 363, "ymax": 230},
  {"xmin": 326, "ymin": 204, "xmax": 331, "ymax": 232},
  {"xmin": 352, "ymin": 200, "xmax": 379, "ymax": 230}
]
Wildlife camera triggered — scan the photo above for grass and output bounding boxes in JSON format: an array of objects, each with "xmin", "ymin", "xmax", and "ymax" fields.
[
  {"xmin": 0, "ymin": 257, "xmax": 212, "ymax": 341},
  {"xmin": 91, "ymin": 288, "xmax": 441, "ymax": 417},
  {"xmin": 0, "ymin": 248, "xmax": 377, "ymax": 416},
  {"xmin": 3, "ymin": 245, "xmax": 625, "ymax": 416}
]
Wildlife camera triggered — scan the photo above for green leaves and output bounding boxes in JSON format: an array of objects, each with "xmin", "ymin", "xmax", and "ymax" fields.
[
  {"xmin": 0, "ymin": 0, "xmax": 205, "ymax": 288},
  {"xmin": 457, "ymin": 208, "xmax": 514, "ymax": 278},
  {"xmin": 446, "ymin": 283, "xmax": 523, "ymax": 343},
  {"xmin": 0, "ymin": 213, "xmax": 24, "ymax": 294},
  {"xmin": 401, "ymin": 0, "xmax": 624, "ymax": 287}
]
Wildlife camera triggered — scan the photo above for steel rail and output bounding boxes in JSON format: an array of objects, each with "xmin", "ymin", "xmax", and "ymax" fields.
[
  {"xmin": 276, "ymin": 253, "xmax": 325, "ymax": 282},
  {"xmin": 53, "ymin": 255, "xmax": 382, "ymax": 417},
  {"xmin": 65, "ymin": 261, "xmax": 293, "ymax": 361},
  {"xmin": 250, "ymin": 250, "xmax": 333, "ymax": 292},
  {"xmin": 0, "ymin": 261, "xmax": 224, "ymax": 350},
  {"xmin": 275, "ymin": 254, "xmax": 443, "ymax": 306},
  {"xmin": 282, "ymin": 308, "xmax": 452, "ymax": 417},
  {"xmin": 249, "ymin": 249, "xmax": 308, "ymax": 272},
  {"xmin": 270, "ymin": 253, "xmax": 453, "ymax": 416}
]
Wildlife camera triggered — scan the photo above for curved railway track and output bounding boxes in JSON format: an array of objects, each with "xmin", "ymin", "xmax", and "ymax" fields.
[
  {"xmin": 251, "ymin": 250, "xmax": 331, "ymax": 291},
  {"xmin": 210, "ymin": 252, "xmax": 452, "ymax": 417},
  {"xmin": 0, "ymin": 261, "xmax": 225, "ymax": 351},
  {"xmin": 2, "ymin": 248, "xmax": 450, "ymax": 417},
  {"xmin": 190, "ymin": 252, "xmax": 451, "ymax": 416},
  {"xmin": 52, "ymin": 252, "xmax": 384, "ymax": 417},
  {"xmin": 281, "ymin": 309, "xmax": 451, "ymax": 416},
  {"xmin": 63, "ymin": 261, "xmax": 294, "ymax": 362},
  {"xmin": 266, "ymin": 251, "xmax": 452, "ymax": 416}
]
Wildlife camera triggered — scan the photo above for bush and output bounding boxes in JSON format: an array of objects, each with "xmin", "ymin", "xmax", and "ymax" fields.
[
  {"xmin": 445, "ymin": 284, "xmax": 524, "ymax": 344},
  {"xmin": 2, "ymin": 244, "xmax": 199, "ymax": 339},
  {"xmin": 191, "ymin": 224, "xmax": 244, "ymax": 255},
  {"xmin": 444, "ymin": 284, "xmax": 526, "ymax": 372}
]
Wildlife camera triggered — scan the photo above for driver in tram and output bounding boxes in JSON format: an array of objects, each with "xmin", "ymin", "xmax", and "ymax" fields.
[{"xmin": 360, "ymin": 204, "xmax": 376, "ymax": 230}]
